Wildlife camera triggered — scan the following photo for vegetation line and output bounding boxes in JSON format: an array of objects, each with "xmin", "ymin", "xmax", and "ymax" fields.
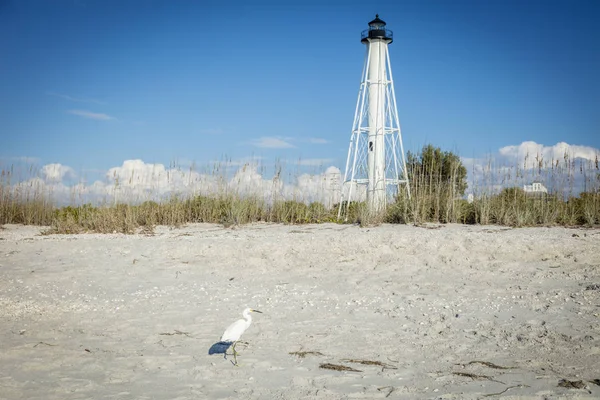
[{"xmin": 2, "ymin": 145, "xmax": 598, "ymax": 233}]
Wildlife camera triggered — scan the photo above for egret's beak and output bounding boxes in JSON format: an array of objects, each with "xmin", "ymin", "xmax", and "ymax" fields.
[{"xmin": 252, "ymin": 309, "xmax": 263, "ymax": 313}]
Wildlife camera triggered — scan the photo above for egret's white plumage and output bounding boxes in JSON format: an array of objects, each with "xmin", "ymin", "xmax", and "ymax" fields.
[{"xmin": 220, "ymin": 307, "xmax": 262, "ymax": 365}]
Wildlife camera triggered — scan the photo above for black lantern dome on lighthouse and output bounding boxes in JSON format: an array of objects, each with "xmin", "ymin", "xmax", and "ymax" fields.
[{"xmin": 361, "ymin": 14, "xmax": 393, "ymax": 44}]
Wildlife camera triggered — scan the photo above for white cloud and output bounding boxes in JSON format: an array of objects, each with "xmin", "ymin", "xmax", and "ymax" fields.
[
  {"xmin": 47, "ymin": 92, "xmax": 105, "ymax": 105},
  {"xmin": 107, "ymin": 160, "xmax": 166, "ymax": 184},
  {"xmin": 249, "ymin": 137, "xmax": 295, "ymax": 148},
  {"xmin": 220, "ymin": 163, "xmax": 342, "ymax": 206},
  {"xmin": 227, "ymin": 164, "xmax": 282, "ymax": 201},
  {"xmin": 6, "ymin": 159, "xmax": 344, "ymax": 207},
  {"xmin": 286, "ymin": 166, "xmax": 342, "ymax": 207},
  {"xmin": 498, "ymin": 141, "xmax": 598, "ymax": 169},
  {"xmin": 41, "ymin": 163, "xmax": 75, "ymax": 182},
  {"xmin": 105, "ymin": 159, "xmax": 221, "ymax": 202},
  {"xmin": 220, "ymin": 164, "xmax": 342, "ymax": 207},
  {"xmin": 67, "ymin": 109, "xmax": 114, "ymax": 121}
]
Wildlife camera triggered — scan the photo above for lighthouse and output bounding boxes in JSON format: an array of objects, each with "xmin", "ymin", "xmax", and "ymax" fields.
[{"xmin": 338, "ymin": 14, "xmax": 410, "ymax": 219}]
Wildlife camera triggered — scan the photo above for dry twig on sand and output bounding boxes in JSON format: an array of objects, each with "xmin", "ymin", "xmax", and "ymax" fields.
[
  {"xmin": 341, "ymin": 359, "xmax": 398, "ymax": 370},
  {"xmin": 482, "ymin": 385, "xmax": 529, "ymax": 397},
  {"xmin": 455, "ymin": 360, "xmax": 516, "ymax": 370},
  {"xmin": 452, "ymin": 372, "xmax": 505, "ymax": 384},
  {"xmin": 33, "ymin": 342, "xmax": 57, "ymax": 347},
  {"xmin": 558, "ymin": 379, "xmax": 586, "ymax": 389},
  {"xmin": 158, "ymin": 330, "xmax": 192, "ymax": 337},
  {"xmin": 377, "ymin": 386, "xmax": 395, "ymax": 398},
  {"xmin": 319, "ymin": 363, "xmax": 362, "ymax": 373}
]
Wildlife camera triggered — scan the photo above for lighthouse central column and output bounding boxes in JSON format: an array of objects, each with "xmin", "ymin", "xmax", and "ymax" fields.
[{"xmin": 366, "ymin": 39, "xmax": 387, "ymax": 213}]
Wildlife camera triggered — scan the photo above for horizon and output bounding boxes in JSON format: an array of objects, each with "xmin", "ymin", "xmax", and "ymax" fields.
[{"xmin": 2, "ymin": 0, "xmax": 599, "ymax": 204}]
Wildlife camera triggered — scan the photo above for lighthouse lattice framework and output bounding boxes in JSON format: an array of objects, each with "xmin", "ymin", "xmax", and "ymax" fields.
[{"xmin": 338, "ymin": 14, "xmax": 410, "ymax": 219}]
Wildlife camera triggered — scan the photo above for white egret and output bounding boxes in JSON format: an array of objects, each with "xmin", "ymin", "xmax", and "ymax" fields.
[{"xmin": 220, "ymin": 308, "xmax": 262, "ymax": 365}]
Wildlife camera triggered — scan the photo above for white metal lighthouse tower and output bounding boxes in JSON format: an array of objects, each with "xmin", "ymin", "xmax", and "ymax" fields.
[{"xmin": 338, "ymin": 14, "xmax": 410, "ymax": 219}]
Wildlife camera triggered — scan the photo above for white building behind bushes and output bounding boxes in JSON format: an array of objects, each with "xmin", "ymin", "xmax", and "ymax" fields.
[{"xmin": 523, "ymin": 182, "xmax": 548, "ymax": 195}]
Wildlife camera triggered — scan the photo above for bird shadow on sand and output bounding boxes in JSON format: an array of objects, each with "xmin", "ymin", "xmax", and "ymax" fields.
[
  {"xmin": 208, "ymin": 341, "xmax": 232, "ymax": 356},
  {"xmin": 208, "ymin": 341, "xmax": 252, "ymax": 365}
]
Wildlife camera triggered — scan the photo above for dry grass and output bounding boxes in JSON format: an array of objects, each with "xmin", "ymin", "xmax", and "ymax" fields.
[
  {"xmin": 385, "ymin": 151, "xmax": 600, "ymax": 227},
  {"xmin": 319, "ymin": 363, "xmax": 362, "ymax": 373},
  {"xmin": 1, "ymin": 152, "xmax": 599, "ymax": 233},
  {"xmin": 341, "ymin": 359, "xmax": 397, "ymax": 370}
]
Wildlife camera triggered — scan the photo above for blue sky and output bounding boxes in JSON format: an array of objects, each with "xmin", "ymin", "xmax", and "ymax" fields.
[{"xmin": 1, "ymin": 0, "xmax": 599, "ymax": 188}]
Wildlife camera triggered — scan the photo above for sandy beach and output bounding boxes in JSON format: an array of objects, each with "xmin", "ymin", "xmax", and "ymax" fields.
[{"xmin": 1, "ymin": 222, "xmax": 599, "ymax": 399}]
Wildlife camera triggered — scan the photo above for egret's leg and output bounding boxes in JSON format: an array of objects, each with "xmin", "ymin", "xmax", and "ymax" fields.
[
  {"xmin": 224, "ymin": 343, "xmax": 234, "ymax": 356},
  {"xmin": 232, "ymin": 342, "xmax": 239, "ymax": 366}
]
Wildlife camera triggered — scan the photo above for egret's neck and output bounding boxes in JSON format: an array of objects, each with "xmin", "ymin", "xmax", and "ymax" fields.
[{"xmin": 243, "ymin": 309, "xmax": 252, "ymax": 323}]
